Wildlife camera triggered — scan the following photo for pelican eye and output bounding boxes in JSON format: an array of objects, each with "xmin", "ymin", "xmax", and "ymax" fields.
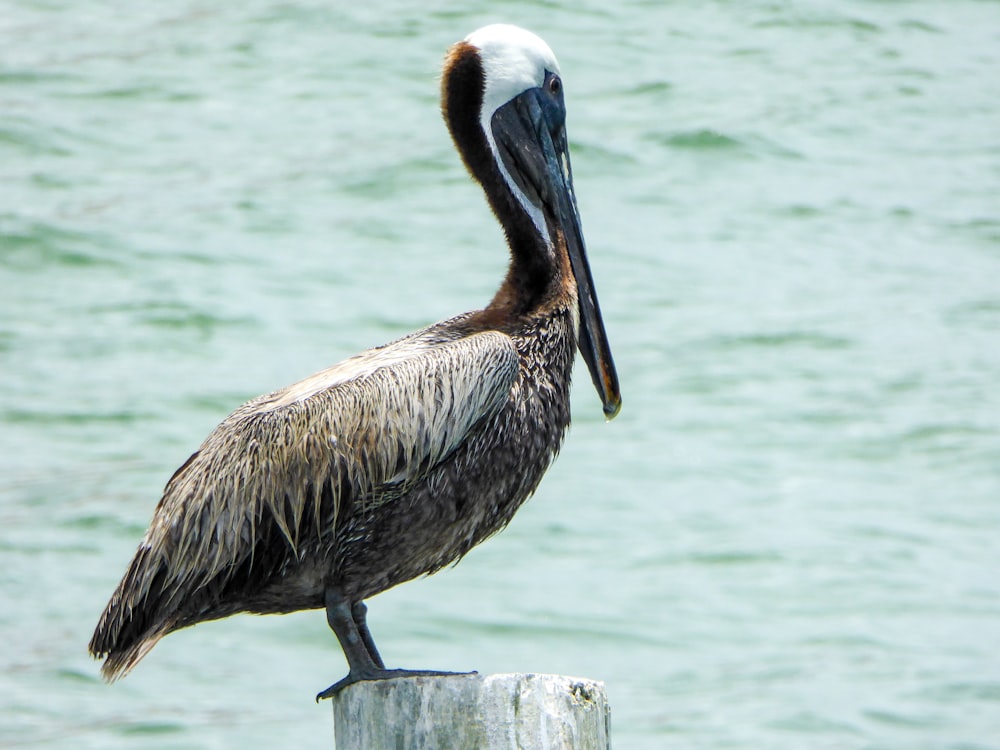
[{"xmin": 547, "ymin": 75, "xmax": 562, "ymax": 96}]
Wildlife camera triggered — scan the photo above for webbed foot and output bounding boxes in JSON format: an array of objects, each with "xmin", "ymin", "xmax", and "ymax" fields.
[{"xmin": 316, "ymin": 668, "xmax": 477, "ymax": 701}]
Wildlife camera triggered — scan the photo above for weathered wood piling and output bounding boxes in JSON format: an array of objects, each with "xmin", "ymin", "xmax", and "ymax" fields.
[{"xmin": 331, "ymin": 673, "xmax": 611, "ymax": 749}]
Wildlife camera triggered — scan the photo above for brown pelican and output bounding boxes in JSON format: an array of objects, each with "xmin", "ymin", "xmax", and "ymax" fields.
[{"xmin": 89, "ymin": 23, "xmax": 621, "ymax": 700}]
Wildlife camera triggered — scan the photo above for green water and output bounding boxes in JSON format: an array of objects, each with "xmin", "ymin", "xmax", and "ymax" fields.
[{"xmin": 3, "ymin": 1, "xmax": 999, "ymax": 748}]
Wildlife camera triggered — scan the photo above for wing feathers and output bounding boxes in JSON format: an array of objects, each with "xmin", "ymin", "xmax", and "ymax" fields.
[{"xmin": 90, "ymin": 325, "xmax": 519, "ymax": 678}]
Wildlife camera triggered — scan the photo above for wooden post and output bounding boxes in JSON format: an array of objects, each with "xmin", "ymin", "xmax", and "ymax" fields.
[{"xmin": 331, "ymin": 673, "xmax": 611, "ymax": 750}]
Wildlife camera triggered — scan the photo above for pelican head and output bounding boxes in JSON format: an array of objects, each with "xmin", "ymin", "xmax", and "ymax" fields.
[{"xmin": 443, "ymin": 24, "xmax": 622, "ymax": 419}]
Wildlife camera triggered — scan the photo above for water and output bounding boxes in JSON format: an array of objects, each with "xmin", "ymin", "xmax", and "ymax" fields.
[{"xmin": 3, "ymin": 1, "xmax": 999, "ymax": 747}]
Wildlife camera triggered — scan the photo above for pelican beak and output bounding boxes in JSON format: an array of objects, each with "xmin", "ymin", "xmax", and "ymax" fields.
[{"xmin": 490, "ymin": 75, "xmax": 622, "ymax": 419}]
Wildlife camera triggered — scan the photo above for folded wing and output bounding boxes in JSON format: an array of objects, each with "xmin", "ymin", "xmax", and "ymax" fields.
[{"xmin": 89, "ymin": 324, "xmax": 519, "ymax": 679}]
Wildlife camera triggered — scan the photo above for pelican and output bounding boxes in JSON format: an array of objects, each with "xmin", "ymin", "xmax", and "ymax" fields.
[{"xmin": 89, "ymin": 24, "xmax": 621, "ymax": 700}]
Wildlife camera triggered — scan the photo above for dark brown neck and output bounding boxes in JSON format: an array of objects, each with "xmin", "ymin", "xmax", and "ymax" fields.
[{"xmin": 442, "ymin": 42, "xmax": 563, "ymax": 329}]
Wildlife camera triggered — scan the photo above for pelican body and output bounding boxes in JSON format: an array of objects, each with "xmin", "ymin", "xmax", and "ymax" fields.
[{"xmin": 89, "ymin": 24, "xmax": 621, "ymax": 698}]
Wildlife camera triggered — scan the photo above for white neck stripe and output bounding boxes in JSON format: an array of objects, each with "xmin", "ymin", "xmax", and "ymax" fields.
[{"xmin": 466, "ymin": 24, "xmax": 561, "ymax": 253}]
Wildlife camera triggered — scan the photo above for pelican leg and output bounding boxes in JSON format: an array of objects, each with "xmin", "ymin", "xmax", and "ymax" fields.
[
  {"xmin": 351, "ymin": 600, "xmax": 385, "ymax": 669},
  {"xmin": 316, "ymin": 587, "xmax": 476, "ymax": 701}
]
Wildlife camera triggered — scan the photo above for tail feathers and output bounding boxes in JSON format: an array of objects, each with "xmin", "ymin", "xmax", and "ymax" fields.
[
  {"xmin": 91, "ymin": 628, "xmax": 169, "ymax": 682},
  {"xmin": 89, "ymin": 544, "xmax": 175, "ymax": 682}
]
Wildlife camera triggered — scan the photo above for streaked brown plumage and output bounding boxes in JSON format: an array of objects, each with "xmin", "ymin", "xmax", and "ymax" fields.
[{"xmin": 90, "ymin": 24, "xmax": 620, "ymax": 698}]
